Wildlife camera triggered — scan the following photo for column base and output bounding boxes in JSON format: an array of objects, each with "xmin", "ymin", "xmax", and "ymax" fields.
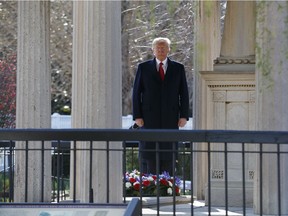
[{"xmin": 205, "ymin": 180, "xmax": 253, "ymax": 207}]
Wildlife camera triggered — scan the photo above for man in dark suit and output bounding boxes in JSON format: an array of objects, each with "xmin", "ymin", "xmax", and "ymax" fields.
[{"xmin": 132, "ymin": 37, "xmax": 189, "ymax": 175}]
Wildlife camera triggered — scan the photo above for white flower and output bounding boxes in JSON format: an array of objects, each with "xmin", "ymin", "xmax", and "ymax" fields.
[
  {"xmin": 147, "ymin": 176, "xmax": 154, "ymax": 181},
  {"xmin": 167, "ymin": 188, "xmax": 173, "ymax": 195},
  {"xmin": 168, "ymin": 181, "xmax": 173, "ymax": 187},
  {"xmin": 125, "ymin": 182, "xmax": 132, "ymax": 188},
  {"xmin": 133, "ymin": 182, "xmax": 140, "ymax": 186}
]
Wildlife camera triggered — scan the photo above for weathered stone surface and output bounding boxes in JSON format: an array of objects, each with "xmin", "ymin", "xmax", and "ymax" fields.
[
  {"xmin": 255, "ymin": 1, "xmax": 288, "ymax": 214},
  {"xmin": 71, "ymin": 1, "xmax": 122, "ymax": 203},
  {"xmin": 194, "ymin": 1, "xmax": 257, "ymax": 207},
  {"xmin": 15, "ymin": 1, "xmax": 51, "ymax": 202}
]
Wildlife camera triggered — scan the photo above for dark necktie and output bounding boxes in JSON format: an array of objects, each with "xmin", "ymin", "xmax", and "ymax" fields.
[{"xmin": 159, "ymin": 62, "xmax": 164, "ymax": 81}]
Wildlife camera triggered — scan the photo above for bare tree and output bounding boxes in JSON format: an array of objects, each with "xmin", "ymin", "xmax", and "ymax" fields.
[
  {"xmin": 121, "ymin": 1, "xmax": 194, "ymax": 116},
  {"xmin": 1, "ymin": 1, "xmax": 230, "ymax": 118}
]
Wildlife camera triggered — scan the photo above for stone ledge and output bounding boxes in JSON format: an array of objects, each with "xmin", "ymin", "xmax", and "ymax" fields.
[{"xmin": 125, "ymin": 195, "xmax": 194, "ymax": 207}]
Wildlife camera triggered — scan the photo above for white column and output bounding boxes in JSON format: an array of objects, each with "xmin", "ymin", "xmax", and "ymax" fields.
[
  {"xmin": 71, "ymin": 1, "xmax": 122, "ymax": 203},
  {"xmin": 214, "ymin": 1, "xmax": 256, "ymax": 72},
  {"xmin": 193, "ymin": 0, "xmax": 221, "ymax": 199},
  {"xmin": 15, "ymin": 1, "xmax": 51, "ymax": 202},
  {"xmin": 255, "ymin": 1, "xmax": 288, "ymax": 214},
  {"xmin": 220, "ymin": 1, "xmax": 255, "ymax": 58},
  {"xmin": 195, "ymin": 1, "xmax": 257, "ymax": 206}
]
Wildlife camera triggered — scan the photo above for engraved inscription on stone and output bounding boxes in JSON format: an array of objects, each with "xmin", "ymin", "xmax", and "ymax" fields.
[{"xmin": 212, "ymin": 170, "xmax": 224, "ymax": 179}]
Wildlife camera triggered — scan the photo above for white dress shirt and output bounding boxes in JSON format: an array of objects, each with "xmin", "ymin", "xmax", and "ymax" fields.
[{"xmin": 156, "ymin": 58, "xmax": 168, "ymax": 74}]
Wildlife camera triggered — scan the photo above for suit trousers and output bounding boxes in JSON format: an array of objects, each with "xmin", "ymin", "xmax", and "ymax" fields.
[{"xmin": 139, "ymin": 141, "xmax": 178, "ymax": 175}]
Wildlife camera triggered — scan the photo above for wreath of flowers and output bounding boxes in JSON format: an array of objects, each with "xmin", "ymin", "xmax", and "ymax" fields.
[{"xmin": 124, "ymin": 170, "xmax": 181, "ymax": 197}]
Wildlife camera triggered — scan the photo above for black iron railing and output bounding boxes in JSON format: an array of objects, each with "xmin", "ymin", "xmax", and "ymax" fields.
[{"xmin": 0, "ymin": 129, "xmax": 288, "ymax": 216}]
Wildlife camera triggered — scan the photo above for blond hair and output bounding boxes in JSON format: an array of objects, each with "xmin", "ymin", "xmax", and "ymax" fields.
[{"xmin": 152, "ymin": 37, "xmax": 171, "ymax": 50}]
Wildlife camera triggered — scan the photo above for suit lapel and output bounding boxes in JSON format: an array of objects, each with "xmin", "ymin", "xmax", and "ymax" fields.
[
  {"xmin": 151, "ymin": 58, "xmax": 162, "ymax": 82},
  {"xmin": 165, "ymin": 58, "xmax": 173, "ymax": 81}
]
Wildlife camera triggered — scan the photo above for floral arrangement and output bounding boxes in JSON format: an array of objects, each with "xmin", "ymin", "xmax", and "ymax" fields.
[{"xmin": 124, "ymin": 170, "xmax": 181, "ymax": 197}]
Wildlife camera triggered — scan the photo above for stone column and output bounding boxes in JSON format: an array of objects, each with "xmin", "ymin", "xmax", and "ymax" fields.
[
  {"xmin": 220, "ymin": 1, "xmax": 255, "ymax": 58},
  {"xmin": 196, "ymin": 1, "xmax": 257, "ymax": 206},
  {"xmin": 15, "ymin": 1, "xmax": 51, "ymax": 202},
  {"xmin": 214, "ymin": 0, "xmax": 256, "ymax": 71},
  {"xmin": 71, "ymin": 1, "xmax": 122, "ymax": 203},
  {"xmin": 193, "ymin": 0, "xmax": 221, "ymax": 199},
  {"xmin": 254, "ymin": 1, "xmax": 288, "ymax": 214}
]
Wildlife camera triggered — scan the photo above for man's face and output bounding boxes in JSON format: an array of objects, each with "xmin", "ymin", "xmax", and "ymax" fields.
[{"xmin": 153, "ymin": 42, "xmax": 169, "ymax": 61}]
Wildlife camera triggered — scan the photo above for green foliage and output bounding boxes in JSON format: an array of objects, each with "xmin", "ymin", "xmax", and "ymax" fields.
[
  {"xmin": 125, "ymin": 147, "xmax": 139, "ymax": 171},
  {"xmin": 0, "ymin": 173, "xmax": 10, "ymax": 192},
  {"xmin": 0, "ymin": 172, "xmax": 11, "ymax": 202},
  {"xmin": 52, "ymin": 177, "xmax": 69, "ymax": 191}
]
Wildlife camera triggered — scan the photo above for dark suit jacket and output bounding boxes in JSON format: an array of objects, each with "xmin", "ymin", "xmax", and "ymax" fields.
[{"xmin": 132, "ymin": 57, "xmax": 189, "ymax": 129}]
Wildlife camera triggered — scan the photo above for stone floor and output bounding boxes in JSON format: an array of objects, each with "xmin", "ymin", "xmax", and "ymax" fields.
[{"xmin": 140, "ymin": 197, "xmax": 256, "ymax": 216}]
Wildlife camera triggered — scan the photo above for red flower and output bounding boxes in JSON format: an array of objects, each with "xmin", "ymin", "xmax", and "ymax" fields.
[
  {"xmin": 133, "ymin": 182, "xmax": 140, "ymax": 191},
  {"xmin": 175, "ymin": 186, "xmax": 180, "ymax": 195},
  {"xmin": 152, "ymin": 175, "xmax": 157, "ymax": 180},
  {"xmin": 129, "ymin": 177, "xmax": 136, "ymax": 183},
  {"xmin": 160, "ymin": 179, "xmax": 169, "ymax": 186},
  {"xmin": 0, "ymin": 53, "xmax": 16, "ymax": 128},
  {"xmin": 143, "ymin": 179, "xmax": 150, "ymax": 187}
]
